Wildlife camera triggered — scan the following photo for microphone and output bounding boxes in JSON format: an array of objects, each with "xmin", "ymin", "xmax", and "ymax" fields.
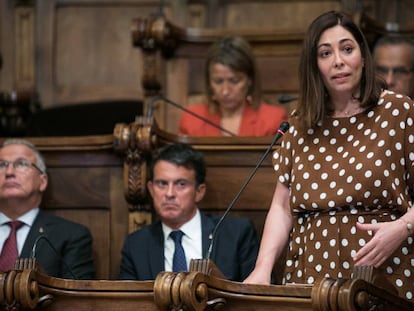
[
  {"xmin": 146, "ymin": 96, "xmax": 159, "ymax": 118},
  {"xmin": 206, "ymin": 121, "xmax": 290, "ymax": 260},
  {"xmin": 146, "ymin": 95, "xmax": 237, "ymax": 136},
  {"xmin": 30, "ymin": 235, "xmax": 77, "ymax": 279},
  {"xmin": 278, "ymin": 95, "xmax": 298, "ymax": 104}
]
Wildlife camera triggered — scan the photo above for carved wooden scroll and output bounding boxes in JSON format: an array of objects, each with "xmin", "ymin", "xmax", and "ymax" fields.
[
  {"xmin": 0, "ymin": 269, "xmax": 43, "ymax": 310},
  {"xmin": 113, "ymin": 116, "xmax": 157, "ymax": 232},
  {"xmin": 0, "ymin": 259, "xmax": 157, "ymax": 311},
  {"xmin": 311, "ymin": 277, "xmax": 413, "ymax": 311},
  {"xmin": 131, "ymin": 14, "xmax": 181, "ymax": 118},
  {"xmin": 2, "ymin": 261, "xmax": 414, "ymax": 311},
  {"xmin": 153, "ymin": 269, "xmax": 414, "ymax": 311},
  {"xmin": 0, "ymin": 259, "xmax": 47, "ymax": 310}
]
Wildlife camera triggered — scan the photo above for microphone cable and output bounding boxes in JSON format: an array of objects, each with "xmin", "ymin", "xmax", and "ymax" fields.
[
  {"xmin": 147, "ymin": 95, "xmax": 237, "ymax": 137},
  {"xmin": 30, "ymin": 235, "xmax": 77, "ymax": 279}
]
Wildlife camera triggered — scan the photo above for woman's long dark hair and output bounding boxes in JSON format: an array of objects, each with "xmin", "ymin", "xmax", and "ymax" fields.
[{"xmin": 297, "ymin": 11, "xmax": 385, "ymax": 128}]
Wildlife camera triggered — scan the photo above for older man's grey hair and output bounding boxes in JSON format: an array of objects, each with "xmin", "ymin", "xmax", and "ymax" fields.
[{"xmin": 1, "ymin": 139, "xmax": 47, "ymax": 173}]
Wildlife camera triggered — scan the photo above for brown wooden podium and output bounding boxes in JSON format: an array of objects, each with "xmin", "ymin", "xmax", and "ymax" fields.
[{"xmin": 1, "ymin": 259, "xmax": 413, "ymax": 311}]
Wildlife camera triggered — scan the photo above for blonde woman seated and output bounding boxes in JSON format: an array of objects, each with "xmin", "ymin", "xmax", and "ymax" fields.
[{"xmin": 179, "ymin": 36, "xmax": 288, "ymax": 137}]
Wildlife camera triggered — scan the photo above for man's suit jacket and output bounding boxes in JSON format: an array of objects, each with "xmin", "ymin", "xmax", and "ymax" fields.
[
  {"xmin": 119, "ymin": 212, "xmax": 259, "ymax": 282},
  {"xmin": 19, "ymin": 210, "xmax": 95, "ymax": 279}
]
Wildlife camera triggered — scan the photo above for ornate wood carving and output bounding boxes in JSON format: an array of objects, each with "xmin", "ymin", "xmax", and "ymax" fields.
[
  {"xmin": 113, "ymin": 116, "xmax": 158, "ymax": 232},
  {"xmin": 154, "ymin": 271, "xmax": 210, "ymax": 311},
  {"xmin": 0, "ymin": 260, "xmax": 157, "ymax": 311},
  {"xmin": 0, "ymin": 269, "xmax": 40, "ymax": 310},
  {"xmin": 152, "ymin": 267, "xmax": 414, "ymax": 311},
  {"xmin": 2, "ymin": 261, "xmax": 414, "ymax": 311},
  {"xmin": 113, "ymin": 116, "xmax": 155, "ymax": 208},
  {"xmin": 131, "ymin": 15, "xmax": 181, "ymax": 98}
]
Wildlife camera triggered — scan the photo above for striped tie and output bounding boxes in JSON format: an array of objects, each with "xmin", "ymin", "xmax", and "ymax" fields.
[
  {"xmin": 0, "ymin": 221, "xmax": 24, "ymax": 272},
  {"xmin": 170, "ymin": 230, "xmax": 187, "ymax": 272}
]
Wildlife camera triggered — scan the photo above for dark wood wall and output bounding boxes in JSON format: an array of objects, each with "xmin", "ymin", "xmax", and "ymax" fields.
[
  {"xmin": 1, "ymin": 0, "xmax": 413, "ymax": 131},
  {"xmin": 6, "ymin": 132, "xmax": 281, "ymax": 281},
  {"xmin": 28, "ymin": 135, "xmax": 129, "ymax": 280}
]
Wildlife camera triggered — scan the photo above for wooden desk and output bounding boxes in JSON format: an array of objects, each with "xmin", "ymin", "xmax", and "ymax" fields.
[{"xmin": 1, "ymin": 260, "xmax": 413, "ymax": 311}]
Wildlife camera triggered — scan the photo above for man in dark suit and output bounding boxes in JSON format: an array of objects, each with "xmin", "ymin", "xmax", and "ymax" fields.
[
  {"xmin": 0, "ymin": 139, "xmax": 95, "ymax": 279},
  {"xmin": 119, "ymin": 143, "xmax": 259, "ymax": 282}
]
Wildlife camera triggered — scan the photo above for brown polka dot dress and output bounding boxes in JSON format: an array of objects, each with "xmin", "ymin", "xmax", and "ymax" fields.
[{"xmin": 273, "ymin": 91, "xmax": 414, "ymax": 301}]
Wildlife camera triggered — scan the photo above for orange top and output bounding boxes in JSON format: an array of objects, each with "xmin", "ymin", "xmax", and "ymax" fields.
[{"xmin": 178, "ymin": 103, "xmax": 288, "ymax": 136}]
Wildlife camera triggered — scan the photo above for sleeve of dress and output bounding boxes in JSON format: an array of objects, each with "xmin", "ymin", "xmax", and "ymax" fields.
[{"xmin": 271, "ymin": 122, "xmax": 294, "ymax": 188}]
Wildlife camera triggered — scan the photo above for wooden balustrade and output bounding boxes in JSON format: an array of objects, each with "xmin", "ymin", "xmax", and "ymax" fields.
[{"xmin": 1, "ymin": 259, "xmax": 413, "ymax": 311}]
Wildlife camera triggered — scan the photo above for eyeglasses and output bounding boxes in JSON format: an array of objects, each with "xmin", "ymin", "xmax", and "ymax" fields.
[
  {"xmin": 376, "ymin": 66, "xmax": 413, "ymax": 78},
  {"xmin": 0, "ymin": 159, "xmax": 44, "ymax": 174}
]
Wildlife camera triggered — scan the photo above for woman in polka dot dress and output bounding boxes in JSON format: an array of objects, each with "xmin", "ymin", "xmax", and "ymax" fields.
[{"xmin": 244, "ymin": 11, "xmax": 414, "ymax": 301}]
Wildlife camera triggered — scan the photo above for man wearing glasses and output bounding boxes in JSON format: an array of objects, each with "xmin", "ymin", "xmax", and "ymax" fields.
[
  {"xmin": 373, "ymin": 35, "xmax": 414, "ymax": 99},
  {"xmin": 0, "ymin": 139, "xmax": 95, "ymax": 279}
]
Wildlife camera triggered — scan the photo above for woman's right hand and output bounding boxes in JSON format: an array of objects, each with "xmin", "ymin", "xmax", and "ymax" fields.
[{"xmin": 243, "ymin": 268, "xmax": 271, "ymax": 285}]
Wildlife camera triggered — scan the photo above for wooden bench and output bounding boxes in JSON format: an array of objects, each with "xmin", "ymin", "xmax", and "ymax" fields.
[{"xmin": 9, "ymin": 119, "xmax": 282, "ymax": 280}]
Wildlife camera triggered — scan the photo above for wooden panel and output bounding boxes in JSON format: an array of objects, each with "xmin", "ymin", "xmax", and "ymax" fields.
[
  {"xmin": 54, "ymin": 6, "xmax": 143, "ymax": 103},
  {"xmin": 36, "ymin": 0, "xmax": 160, "ymax": 108},
  {"xmin": 204, "ymin": 167, "xmax": 276, "ymax": 211},
  {"xmin": 50, "ymin": 209, "xmax": 110, "ymax": 281},
  {"xmin": 43, "ymin": 168, "xmax": 110, "ymax": 207},
  {"xmin": 224, "ymin": 1, "xmax": 341, "ymax": 29},
  {"xmin": 22, "ymin": 136, "xmax": 130, "ymax": 280},
  {"xmin": 259, "ymin": 57, "xmax": 300, "ymax": 93}
]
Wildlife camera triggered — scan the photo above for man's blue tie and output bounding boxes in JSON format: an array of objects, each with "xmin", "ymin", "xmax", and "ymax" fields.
[{"xmin": 170, "ymin": 230, "xmax": 187, "ymax": 272}]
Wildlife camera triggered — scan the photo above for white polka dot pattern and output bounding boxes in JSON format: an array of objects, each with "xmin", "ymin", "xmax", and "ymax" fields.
[{"xmin": 274, "ymin": 91, "xmax": 414, "ymax": 300}]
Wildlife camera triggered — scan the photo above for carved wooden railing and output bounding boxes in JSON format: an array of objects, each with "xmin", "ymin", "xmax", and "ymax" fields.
[
  {"xmin": 1, "ymin": 259, "xmax": 414, "ymax": 311},
  {"xmin": 0, "ymin": 259, "xmax": 156, "ymax": 311},
  {"xmin": 152, "ymin": 262, "xmax": 414, "ymax": 311}
]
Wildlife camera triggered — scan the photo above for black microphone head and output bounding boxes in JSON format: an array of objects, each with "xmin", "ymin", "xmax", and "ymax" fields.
[
  {"xmin": 279, "ymin": 121, "xmax": 290, "ymax": 134},
  {"xmin": 146, "ymin": 96, "xmax": 158, "ymax": 118},
  {"xmin": 278, "ymin": 95, "xmax": 298, "ymax": 104}
]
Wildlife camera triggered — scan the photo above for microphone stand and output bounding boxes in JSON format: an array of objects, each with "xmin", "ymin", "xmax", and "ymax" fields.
[
  {"xmin": 206, "ymin": 121, "xmax": 289, "ymax": 260},
  {"xmin": 31, "ymin": 235, "xmax": 77, "ymax": 279},
  {"xmin": 147, "ymin": 95, "xmax": 237, "ymax": 137}
]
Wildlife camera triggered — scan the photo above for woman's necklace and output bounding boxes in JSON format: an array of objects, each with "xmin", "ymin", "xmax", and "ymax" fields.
[{"xmin": 333, "ymin": 101, "xmax": 363, "ymax": 118}]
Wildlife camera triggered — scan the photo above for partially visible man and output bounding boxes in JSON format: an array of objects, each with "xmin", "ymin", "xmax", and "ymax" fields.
[
  {"xmin": 119, "ymin": 143, "xmax": 259, "ymax": 282},
  {"xmin": 0, "ymin": 139, "xmax": 95, "ymax": 279},
  {"xmin": 373, "ymin": 35, "xmax": 414, "ymax": 98}
]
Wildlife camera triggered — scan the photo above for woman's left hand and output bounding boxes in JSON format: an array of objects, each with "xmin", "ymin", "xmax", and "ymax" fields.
[{"xmin": 353, "ymin": 220, "xmax": 408, "ymax": 267}]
